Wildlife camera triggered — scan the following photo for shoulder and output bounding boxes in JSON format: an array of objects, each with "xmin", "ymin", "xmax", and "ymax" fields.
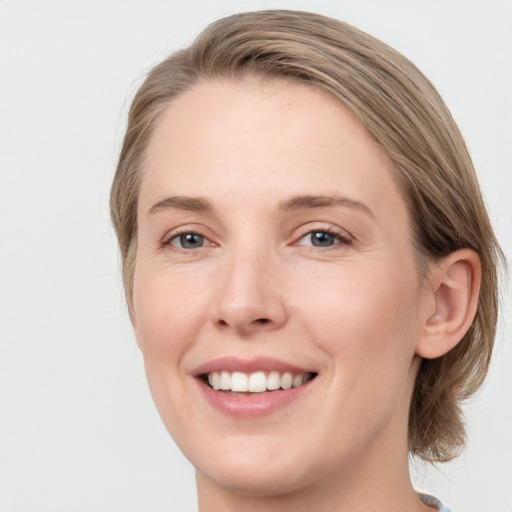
[{"xmin": 419, "ymin": 493, "xmax": 453, "ymax": 512}]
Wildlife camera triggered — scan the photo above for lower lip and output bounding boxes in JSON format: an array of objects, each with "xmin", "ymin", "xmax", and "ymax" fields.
[{"xmin": 196, "ymin": 378, "xmax": 315, "ymax": 418}]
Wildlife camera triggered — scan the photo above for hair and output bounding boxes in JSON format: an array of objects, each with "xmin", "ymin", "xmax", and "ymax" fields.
[{"xmin": 110, "ymin": 10, "xmax": 504, "ymax": 463}]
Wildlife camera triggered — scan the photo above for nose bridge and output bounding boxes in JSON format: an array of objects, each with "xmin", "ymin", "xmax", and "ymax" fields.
[{"xmin": 213, "ymin": 238, "xmax": 287, "ymax": 334}]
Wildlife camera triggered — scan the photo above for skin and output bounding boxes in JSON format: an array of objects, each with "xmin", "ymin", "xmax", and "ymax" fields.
[{"xmin": 131, "ymin": 77, "xmax": 478, "ymax": 512}]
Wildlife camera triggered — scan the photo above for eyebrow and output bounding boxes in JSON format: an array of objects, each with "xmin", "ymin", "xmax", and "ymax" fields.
[
  {"xmin": 279, "ymin": 195, "xmax": 374, "ymax": 217},
  {"xmin": 148, "ymin": 196, "xmax": 213, "ymax": 215},
  {"xmin": 147, "ymin": 194, "xmax": 373, "ymax": 217}
]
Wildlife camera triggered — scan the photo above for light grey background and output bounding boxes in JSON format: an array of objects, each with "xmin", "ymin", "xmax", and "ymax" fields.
[{"xmin": 0, "ymin": 1, "xmax": 510, "ymax": 511}]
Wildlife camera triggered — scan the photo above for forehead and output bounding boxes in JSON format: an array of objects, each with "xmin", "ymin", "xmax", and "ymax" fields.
[{"xmin": 140, "ymin": 77, "xmax": 408, "ymax": 223}]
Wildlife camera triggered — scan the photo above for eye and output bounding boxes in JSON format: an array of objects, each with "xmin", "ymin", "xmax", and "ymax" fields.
[
  {"xmin": 297, "ymin": 230, "xmax": 347, "ymax": 248},
  {"xmin": 169, "ymin": 232, "xmax": 208, "ymax": 249}
]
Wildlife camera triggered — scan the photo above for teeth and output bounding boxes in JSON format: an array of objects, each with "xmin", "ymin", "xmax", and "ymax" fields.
[
  {"xmin": 267, "ymin": 371, "xmax": 281, "ymax": 390},
  {"xmin": 231, "ymin": 372, "xmax": 248, "ymax": 392},
  {"xmin": 208, "ymin": 372, "xmax": 221, "ymax": 390},
  {"xmin": 292, "ymin": 374, "xmax": 304, "ymax": 387},
  {"xmin": 220, "ymin": 371, "xmax": 231, "ymax": 391},
  {"xmin": 280, "ymin": 372, "xmax": 293, "ymax": 390},
  {"xmin": 205, "ymin": 370, "xmax": 313, "ymax": 393},
  {"xmin": 248, "ymin": 371, "xmax": 267, "ymax": 392}
]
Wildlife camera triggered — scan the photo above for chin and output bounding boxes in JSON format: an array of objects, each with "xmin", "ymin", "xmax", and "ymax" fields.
[{"xmin": 196, "ymin": 455, "xmax": 317, "ymax": 499}]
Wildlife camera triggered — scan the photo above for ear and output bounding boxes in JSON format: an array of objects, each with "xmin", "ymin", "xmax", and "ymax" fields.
[{"xmin": 416, "ymin": 248, "xmax": 481, "ymax": 359}]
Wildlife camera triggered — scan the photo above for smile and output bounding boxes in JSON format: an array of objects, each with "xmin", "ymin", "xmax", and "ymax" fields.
[
  {"xmin": 205, "ymin": 370, "xmax": 316, "ymax": 393},
  {"xmin": 193, "ymin": 357, "xmax": 318, "ymax": 417}
]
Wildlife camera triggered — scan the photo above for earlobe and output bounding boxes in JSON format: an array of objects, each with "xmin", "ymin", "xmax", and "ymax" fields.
[{"xmin": 416, "ymin": 249, "xmax": 481, "ymax": 359}]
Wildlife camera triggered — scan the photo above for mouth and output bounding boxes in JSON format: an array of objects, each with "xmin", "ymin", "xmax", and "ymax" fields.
[
  {"xmin": 201, "ymin": 370, "xmax": 317, "ymax": 394},
  {"xmin": 193, "ymin": 357, "xmax": 318, "ymax": 417}
]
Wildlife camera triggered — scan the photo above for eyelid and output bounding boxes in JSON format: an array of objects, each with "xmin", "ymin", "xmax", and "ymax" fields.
[
  {"xmin": 160, "ymin": 225, "xmax": 216, "ymax": 249},
  {"xmin": 292, "ymin": 223, "xmax": 353, "ymax": 246},
  {"xmin": 295, "ymin": 231, "xmax": 350, "ymax": 249},
  {"xmin": 159, "ymin": 222, "xmax": 352, "ymax": 249}
]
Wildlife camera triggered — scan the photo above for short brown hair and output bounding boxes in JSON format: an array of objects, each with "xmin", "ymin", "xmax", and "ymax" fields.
[{"xmin": 110, "ymin": 10, "xmax": 504, "ymax": 462}]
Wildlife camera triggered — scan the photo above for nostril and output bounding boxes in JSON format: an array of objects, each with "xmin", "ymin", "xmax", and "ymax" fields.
[{"xmin": 214, "ymin": 312, "xmax": 279, "ymax": 332}]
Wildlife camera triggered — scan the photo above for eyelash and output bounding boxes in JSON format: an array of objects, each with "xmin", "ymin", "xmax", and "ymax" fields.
[
  {"xmin": 161, "ymin": 226, "xmax": 352, "ymax": 251},
  {"xmin": 161, "ymin": 228, "xmax": 211, "ymax": 250},
  {"xmin": 294, "ymin": 227, "xmax": 352, "ymax": 249}
]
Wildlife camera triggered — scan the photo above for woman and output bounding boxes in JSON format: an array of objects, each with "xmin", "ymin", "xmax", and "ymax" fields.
[{"xmin": 110, "ymin": 10, "xmax": 503, "ymax": 511}]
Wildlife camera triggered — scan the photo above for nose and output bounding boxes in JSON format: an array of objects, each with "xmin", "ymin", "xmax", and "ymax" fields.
[{"xmin": 212, "ymin": 248, "xmax": 289, "ymax": 337}]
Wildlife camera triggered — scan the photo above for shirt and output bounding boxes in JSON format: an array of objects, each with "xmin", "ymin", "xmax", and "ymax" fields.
[{"xmin": 420, "ymin": 493, "xmax": 453, "ymax": 512}]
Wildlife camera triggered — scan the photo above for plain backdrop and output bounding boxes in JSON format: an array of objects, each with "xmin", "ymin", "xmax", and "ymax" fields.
[{"xmin": 0, "ymin": 1, "xmax": 510, "ymax": 511}]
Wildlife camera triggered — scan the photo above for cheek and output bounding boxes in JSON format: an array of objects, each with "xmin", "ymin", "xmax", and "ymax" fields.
[
  {"xmin": 300, "ymin": 262, "xmax": 422, "ymax": 438},
  {"xmin": 292, "ymin": 258, "xmax": 422, "ymax": 382},
  {"xmin": 132, "ymin": 263, "xmax": 209, "ymax": 364},
  {"xmin": 131, "ymin": 265, "xmax": 210, "ymax": 432}
]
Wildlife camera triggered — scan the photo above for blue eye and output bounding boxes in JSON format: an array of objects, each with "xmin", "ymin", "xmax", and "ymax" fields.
[
  {"xmin": 298, "ymin": 231, "xmax": 344, "ymax": 247},
  {"xmin": 171, "ymin": 233, "xmax": 206, "ymax": 249},
  {"xmin": 310, "ymin": 231, "xmax": 337, "ymax": 247}
]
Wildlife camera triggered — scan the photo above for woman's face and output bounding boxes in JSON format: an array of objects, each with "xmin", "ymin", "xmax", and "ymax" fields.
[{"xmin": 132, "ymin": 78, "xmax": 432, "ymax": 496}]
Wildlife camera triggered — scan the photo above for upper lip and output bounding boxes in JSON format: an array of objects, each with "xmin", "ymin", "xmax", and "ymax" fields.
[{"xmin": 192, "ymin": 356, "xmax": 315, "ymax": 376}]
